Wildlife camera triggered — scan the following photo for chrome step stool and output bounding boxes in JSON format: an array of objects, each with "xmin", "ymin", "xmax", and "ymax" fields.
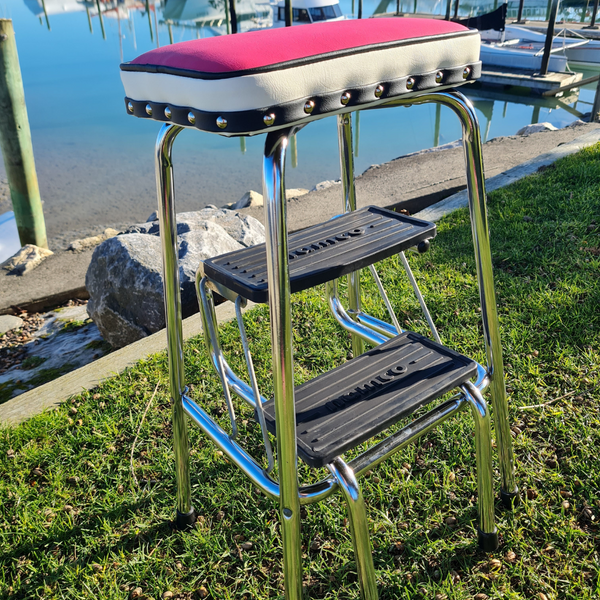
[{"xmin": 120, "ymin": 18, "xmax": 518, "ymax": 600}]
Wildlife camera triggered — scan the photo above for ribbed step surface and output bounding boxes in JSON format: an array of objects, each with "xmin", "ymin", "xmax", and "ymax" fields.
[
  {"xmin": 203, "ymin": 206, "xmax": 435, "ymax": 303},
  {"xmin": 262, "ymin": 331, "xmax": 477, "ymax": 468}
]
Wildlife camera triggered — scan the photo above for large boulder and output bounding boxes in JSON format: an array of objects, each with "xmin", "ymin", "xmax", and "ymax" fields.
[
  {"xmin": 86, "ymin": 209, "xmax": 263, "ymax": 348},
  {"xmin": 123, "ymin": 207, "xmax": 265, "ymax": 247}
]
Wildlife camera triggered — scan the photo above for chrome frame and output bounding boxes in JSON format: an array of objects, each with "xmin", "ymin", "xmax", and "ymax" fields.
[
  {"xmin": 153, "ymin": 88, "xmax": 516, "ymax": 598},
  {"xmin": 337, "ymin": 114, "xmax": 364, "ymax": 358}
]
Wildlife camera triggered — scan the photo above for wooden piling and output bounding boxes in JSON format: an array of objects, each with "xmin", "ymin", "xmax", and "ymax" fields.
[
  {"xmin": 229, "ymin": 0, "xmax": 238, "ymax": 33},
  {"xmin": 592, "ymin": 76, "xmax": 600, "ymax": 122},
  {"xmin": 0, "ymin": 20, "xmax": 47, "ymax": 249},
  {"xmin": 95, "ymin": 0, "xmax": 106, "ymax": 40}
]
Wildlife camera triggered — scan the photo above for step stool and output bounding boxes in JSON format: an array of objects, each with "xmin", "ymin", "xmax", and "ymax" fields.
[{"xmin": 121, "ymin": 18, "xmax": 519, "ymax": 600}]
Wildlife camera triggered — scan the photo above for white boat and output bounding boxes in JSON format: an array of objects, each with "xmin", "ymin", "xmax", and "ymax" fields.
[
  {"xmin": 502, "ymin": 25, "xmax": 599, "ymax": 66},
  {"xmin": 271, "ymin": 0, "xmax": 344, "ymax": 26},
  {"xmin": 479, "ymin": 37, "xmax": 571, "ymax": 71}
]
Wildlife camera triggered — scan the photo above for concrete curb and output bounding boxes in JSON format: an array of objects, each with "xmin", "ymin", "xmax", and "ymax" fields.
[
  {"xmin": 0, "ymin": 300, "xmax": 254, "ymax": 427},
  {"xmin": 414, "ymin": 128, "xmax": 600, "ymax": 222}
]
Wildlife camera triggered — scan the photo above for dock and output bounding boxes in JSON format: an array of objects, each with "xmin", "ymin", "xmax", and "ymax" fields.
[{"xmin": 479, "ymin": 68, "xmax": 583, "ymax": 95}]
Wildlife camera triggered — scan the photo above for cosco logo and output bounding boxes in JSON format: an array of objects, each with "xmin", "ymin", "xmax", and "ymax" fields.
[{"xmin": 289, "ymin": 228, "xmax": 364, "ymax": 260}]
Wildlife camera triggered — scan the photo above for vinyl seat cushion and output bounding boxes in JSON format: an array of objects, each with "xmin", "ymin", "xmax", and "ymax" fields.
[{"xmin": 121, "ymin": 18, "xmax": 481, "ymax": 135}]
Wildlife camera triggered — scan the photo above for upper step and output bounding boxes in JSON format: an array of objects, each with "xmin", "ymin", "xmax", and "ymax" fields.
[{"xmin": 202, "ymin": 206, "xmax": 435, "ymax": 303}]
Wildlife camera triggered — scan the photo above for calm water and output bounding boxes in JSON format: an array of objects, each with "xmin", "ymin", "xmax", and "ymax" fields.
[{"xmin": 0, "ymin": 0, "xmax": 597, "ymax": 245}]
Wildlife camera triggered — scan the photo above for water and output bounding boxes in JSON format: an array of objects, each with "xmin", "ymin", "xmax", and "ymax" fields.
[
  {"xmin": 0, "ymin": 0, "xmax": 597, "ymax": 246},
  {"xmin": 0, "ymin": 211, "xmax": 20, "ymax": 263}
]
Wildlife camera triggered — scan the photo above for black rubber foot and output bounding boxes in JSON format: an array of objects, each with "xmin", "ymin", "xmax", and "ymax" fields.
[
  {"xmin": 478, "ymin": 528, "xmax": 499, "ymax": 552},
  {"xmin": 175, "ymin": 507, "xmax": 197, "ymax": 530},
  {"xmin": 500, "ymin": 487, "xmax": 520, "ymax": 510}
]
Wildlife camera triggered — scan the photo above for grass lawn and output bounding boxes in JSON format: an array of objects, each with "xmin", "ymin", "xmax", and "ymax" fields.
[{"xmin": 0, "ymin": 144, "xmax": 599, "ymax": 600}]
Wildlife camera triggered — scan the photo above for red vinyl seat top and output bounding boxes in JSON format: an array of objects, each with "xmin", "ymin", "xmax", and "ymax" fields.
[{"xmin": 121, "ymin": 18, "xmax": 481, "ymax": 135}]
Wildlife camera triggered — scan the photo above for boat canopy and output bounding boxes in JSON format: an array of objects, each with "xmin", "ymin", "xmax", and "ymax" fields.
[
  {"xmin": 275, "ymin": 0, "xmax": 343, "ymax": 22},
  {"xmin": 455, "ymin": 4, "xmax": 507, "ymax": 32}
]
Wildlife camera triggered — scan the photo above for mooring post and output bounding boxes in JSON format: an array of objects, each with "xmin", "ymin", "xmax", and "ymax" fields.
[
  {"xmin": 284, "ymin": 0, "xmax": 292, "ymax": 26},
  {"xmin": 229, "ymin": 0, "xmax": 238, "ymax": 33},
  {"xmin": 0, "ymin": 19, "xmax": 48, "ymax": 249},
  {"xmin": 539, "ymin": 0, "xmax": 559, "ymax": 76},
  {"xmin": 445, "ymin": 0, "xmax": 452, "ymax": 20},
  {"xmin": 592, "ymin": 75, "xmax": 600, "ymax": 122},
  {"xmin": 95, "ymin": 0, "xmax": 106, "ymax": 40},
  {"xmin": 515, "ymin": 0, "xmax": 526, "ymax": 23},
  {"xmin": 584, "ymin": 0, "xmax": 599, "ymax": 28}
]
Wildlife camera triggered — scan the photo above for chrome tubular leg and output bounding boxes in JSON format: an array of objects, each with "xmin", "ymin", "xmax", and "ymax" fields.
[
  {"xmin": 155, "ymin": 123, "xmax": 195, "ymax": 528},
  {"xmin": 384, "ymin": 91, "xmax": 518, "ymax": 504},
  {"xmin": 463, "ymin": 381, "xmax": 498, "ymax": 551},
  {"xmin": 446, "ymin": 91, "xmax": 518, "ymax": 505},
  {"xmin": 263, "ymin": 128, "xmax": 303, "ymax": 600},
  {"xmin": 338, "ymin": 113, "xmax": 364, "ymax": 358},
  {"xmin": 327, "ymin": 458, "xmax": 378, "ymax": 600}
]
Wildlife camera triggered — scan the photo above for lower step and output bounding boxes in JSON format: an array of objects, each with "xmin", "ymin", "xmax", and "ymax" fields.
[
  {"xmin": 262, "ymin": 331, "xmax": 477, "ymax": 468},
  {"xmin": 202, "ymin": 206, "xmax": 435, "ymax": 303}
]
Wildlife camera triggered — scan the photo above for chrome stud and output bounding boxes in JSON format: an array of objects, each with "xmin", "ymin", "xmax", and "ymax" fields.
[
  {"xmin": 435, "ymin": 71, "xmax": 444, "ymax": 84},
  {"xmin": 463, "ymin": 66, "xmax": 471, "ymax": 79},
  {"xmin": 304, "ymin": 100, "xmax": 315, "ymax": 114},
  {"xmin": 145, "ymin": 104, "xmax": 153, "ymax": 116},
  {"xmin": 374, "ymin": 84, "xmax": 384, "ymax": 98},
  {"xmin": 164, "ymin": 106, "xmax": 172, "ymax": 119},
  {"xmin": 340, "ymin": 92, "xmax": 351, "ymax": 105},
  {"xmin": 406, "ymin": 77, "xmax": 415, "ymax": 90},
  {"xmin": 127, "ymin": 101, "xmax": 134, "ymax": 113},
  {"xmin": 216, "ymin": 116, "xmax": 228, "ymax": 129},
  {"xmin": 263, "ymin": 113, "xmax": 275, "ymax": 126},
  {"xmin": 187, "ymin": 112, "xmax": 196, "ymax": 125}
]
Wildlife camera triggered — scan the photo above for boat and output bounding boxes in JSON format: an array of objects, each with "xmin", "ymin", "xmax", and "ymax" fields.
[
  {"xmin": 502, "ymin": 25, "xmax": 600, "ymax": 66},
  {"xmin": 457, "ymin": 5, "xmax": 587, "ymax": 72},
  {"xmin": 479, "ymin": 37, "xmax": 573, "ymax": 71},
  {"xmin": 271, "ymin": 0, "xmax": 344, "ymax": 27}
]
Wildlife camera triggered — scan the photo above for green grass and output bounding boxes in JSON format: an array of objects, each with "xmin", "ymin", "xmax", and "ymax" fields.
[{"xmin": 1, "ymin": 145, "xmax": 599, "ymax": 600}]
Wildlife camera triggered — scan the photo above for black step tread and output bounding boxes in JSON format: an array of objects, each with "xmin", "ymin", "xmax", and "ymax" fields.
[
  {"xmin": 262, "ymin": 332, "xmax": 476, "ymax": 468},
  {"xmin": 203, "ymin": 206, "xmax": 435, "ymax": 303}
]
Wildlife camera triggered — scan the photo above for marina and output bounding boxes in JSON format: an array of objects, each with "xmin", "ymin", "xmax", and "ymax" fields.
[{"xmin": 2, "ymin": 0, "xmax": 600, "ymax": 245}]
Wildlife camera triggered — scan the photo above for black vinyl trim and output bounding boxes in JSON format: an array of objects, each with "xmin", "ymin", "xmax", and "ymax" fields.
[
  {"xmin": 120, "ymin": 30, "xmax": 478, "ymax": 80},
  {"xmin": 124, "ymin": 62, "xmax": 481, "ymax": 135}
]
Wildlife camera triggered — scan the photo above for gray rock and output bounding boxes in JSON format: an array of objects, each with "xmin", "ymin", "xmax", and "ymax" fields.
[
  {"xmin": 311, "ymin": 179, "xmax": 341, "ymax": 192},
  {"xmin": 68, "ymin": 228, "xmax": 119, "ymax": 253},
  {"xmin": 516, "ymin": 123, "xmax": 557, "ymax": 136},
  {"xmin": 0, "ymin": 314, "xmax": 23, "ymax": 334},
  {"xmin": 232, "ymin": 190, "xmax": 263, "ymax": 210},
  {"xmin": 285, "ymin": 188, "xmax": 309, "ymax": 200},
  {"xmin": 3, "ymin": 244, "xmax": 53, "ymax": 275},
  {"xmin": 86, "ymin": 211, "xmax": 260, "ymax": 348},
  {"xmin": 122, "ymin": 207, "xmax": 265, "ymax": 248},
  {"xmin": 178, "ymin": 224, "xmax": 243, "ymax": 304},
  {"xmin": 232, "ymin": 188, "xmax": 308, "ymax": 210},
  {"xmin": 86, "ymin": 234, "xmax": 166, "ymax": 348}
]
